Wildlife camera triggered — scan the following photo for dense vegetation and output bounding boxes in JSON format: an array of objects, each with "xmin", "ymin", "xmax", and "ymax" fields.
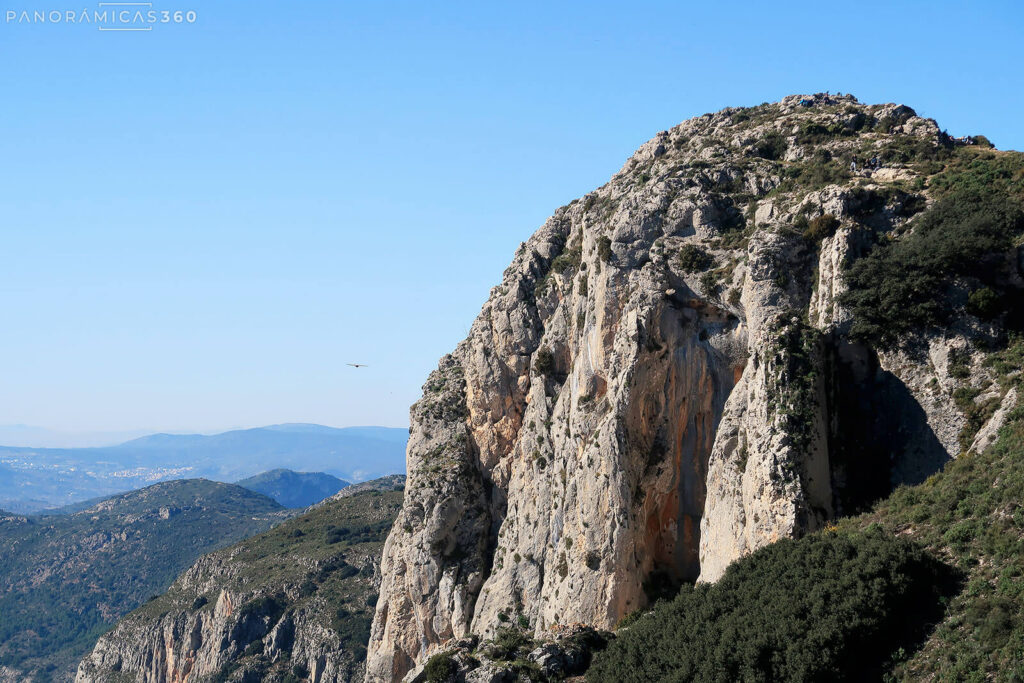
[
  {"xmin": 589, "ymin": 530, "xmax": 955, "ymax": 682},
  {"xmin": 0, "ymin": 480, "xmax": 288, "ymax": 680},
  {"xmin": 839, "ymin": 401, "xmax": 1024, "ymax": 680},
  {"xmin": 677, "ymin": 244, "xmax": 715, "ymax": 272},
  {"xmin": 842, "ymin": 148, "xmax": 1024, "ymax": 347}
]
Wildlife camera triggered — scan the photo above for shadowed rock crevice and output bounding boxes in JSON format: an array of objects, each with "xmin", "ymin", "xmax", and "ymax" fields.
[
  {"xmin": 626, "ymin": 298, "xmax": 741, "ymax": 585},
  {"xmin": 825, "ymin": 339, "xmax": 951, "ymax": 516}
]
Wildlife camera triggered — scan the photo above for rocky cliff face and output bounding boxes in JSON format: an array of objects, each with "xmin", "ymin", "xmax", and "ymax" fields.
[{"xmin": 367, "ymin": 94, "xmax": 1015, "ymax": 681}]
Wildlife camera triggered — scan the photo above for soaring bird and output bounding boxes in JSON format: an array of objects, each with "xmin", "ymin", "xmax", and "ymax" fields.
[{"xmin": 347, "ymin": 363, "xmax": 368, "ymax": 368}]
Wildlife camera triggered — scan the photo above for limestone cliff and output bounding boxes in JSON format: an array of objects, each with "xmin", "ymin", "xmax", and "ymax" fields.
[{"xmin": 367, "ymin": 94, "xmax": 1015, "ymax": 681}]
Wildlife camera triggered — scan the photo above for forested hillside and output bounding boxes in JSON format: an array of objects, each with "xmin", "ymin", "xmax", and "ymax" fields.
[{"xmin": 0, "ymin": 480, "xmax": 290, "ymax": 681}]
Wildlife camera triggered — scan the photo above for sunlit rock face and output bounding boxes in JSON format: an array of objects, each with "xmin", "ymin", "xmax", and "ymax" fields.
[{"xmin": 367, "ymin": 94, "xmax": 977, "ymax": 682}]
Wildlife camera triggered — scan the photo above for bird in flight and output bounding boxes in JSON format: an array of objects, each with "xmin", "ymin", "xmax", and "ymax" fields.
[{"xmin": 347, "ymin": 363, "xmax": 368, "ymax": 368}]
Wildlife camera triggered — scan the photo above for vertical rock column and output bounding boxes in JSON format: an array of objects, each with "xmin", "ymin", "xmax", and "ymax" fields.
[{"xmin": 699, "ymin": 232, "xmax": 833, "ymax": 582}]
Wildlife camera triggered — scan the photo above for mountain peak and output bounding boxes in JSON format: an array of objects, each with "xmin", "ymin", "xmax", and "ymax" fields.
[
  {"xmin": 365, "ymin": 95, "xmax": 1023, "ymax": 679},
  {"xmin": 235, "ymin": 468, "xmax": 350, "ymax": 508}
]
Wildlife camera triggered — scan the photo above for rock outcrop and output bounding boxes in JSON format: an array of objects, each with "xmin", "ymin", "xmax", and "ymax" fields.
[
  {"xmin": 403, "ymin": 624, "xmax": 611, "ymax": 683},
  {"xmin": 367, "ymin": 94, "xmax": 1016, "ymax": 681}
]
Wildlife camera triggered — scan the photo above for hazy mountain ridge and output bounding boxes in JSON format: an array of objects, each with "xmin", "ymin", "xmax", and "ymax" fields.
[
  {"xmin": 0, "ymin": 425, "xmax": 154, "ymax": 449},
  {"xmin": 237, "ymin": 468, "xmax": 352, "ymax": 508},
  {"xmin": 0, "ymin": 424, "xmax": 407, "ymax": 513}
]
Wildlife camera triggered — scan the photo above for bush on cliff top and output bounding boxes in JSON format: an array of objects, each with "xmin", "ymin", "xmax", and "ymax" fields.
[
  {"xmin": 587, "ymin": 529, "xmax": 956, "ymax": 683},
  {"xmin": 842, "ymin": 187, "xmax": 1024, "ymax": 346}
]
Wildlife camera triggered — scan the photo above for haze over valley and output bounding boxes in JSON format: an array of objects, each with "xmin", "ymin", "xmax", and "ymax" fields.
[{"xmin": 0, "ymin": 423, "xmax": 407, "ymax": 513}]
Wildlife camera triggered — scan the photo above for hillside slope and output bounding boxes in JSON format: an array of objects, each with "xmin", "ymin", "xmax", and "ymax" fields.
[
  {"xmin": 237, "ymin": 469, "xmax": 351, "ymax": 508},
  {"xmin": 329, "ymin": 475, "xmax": 407, "ymax": 500},
  {"xmin": 366, "ymin": 93, "xmax": 1024, "ymax": 680},
  {"xmin": 0, "ymin": 480, "xmax": 290, "ymax": 681},
  {"xmin": 76, "ymin": 482, "xmax": 404, "ymax": 683}
]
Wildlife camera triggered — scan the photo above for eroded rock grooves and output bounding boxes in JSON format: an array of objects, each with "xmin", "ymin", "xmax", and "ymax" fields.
[{"xmin": 367, "ymin": 94, "xmax": 994, "ymax": 681}]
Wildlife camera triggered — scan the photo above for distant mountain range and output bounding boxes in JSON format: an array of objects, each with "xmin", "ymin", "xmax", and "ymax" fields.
[
  {"xmin": 0, "ymin": 423, "xmax": 407, "ymax": 513},
  {"xmin": 0, "ymin": 425, "xmax": 155, "ymax": 449},
  {"xmin": 236, "ymin": 468, "xmax": 351, "ymax": 508},
  {"xmin": 0, "ymin": 478, "xmax": 291, "ymax": 681}
]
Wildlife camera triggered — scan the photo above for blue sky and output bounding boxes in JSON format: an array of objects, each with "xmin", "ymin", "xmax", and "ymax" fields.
[{"xmin": 0, "ymin": 0, "xmax": 1021, "ymax": 433}]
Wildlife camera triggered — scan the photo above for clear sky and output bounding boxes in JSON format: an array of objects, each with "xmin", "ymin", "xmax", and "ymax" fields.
[{"xmin": 0, "ymin": 0, "xmax": 1021, "ymax": 433}]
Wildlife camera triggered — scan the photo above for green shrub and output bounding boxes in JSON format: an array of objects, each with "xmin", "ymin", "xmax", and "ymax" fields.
[
  {"xmin": 677, "ymin": 244, "xmax": 714, "ymax": 272},
  {"xmin": 879, "ymin": 135, "xmax": 952, "ymax": 165},
  {"xmin": 794, "ymin": 120, "xmax": 849, "ymax": 145},
  {"xmin": 588, "ymin": 530, "xmax": 956, "ymax": 683},
  {"xmin": 698, "ymin": 271, "xmax": 718, "ymax": 295},
  {"xmin": 773, "ymin": 159, "xmax": 851, "ymax": 194},
  {"xmin": 803, "ymin": 213, "xmax": 841, "ymax": 244},
  {"xmin": 967, "ymin": 287, "xmax": 1002, "ymax": 319},
  {"xmin": 550, "ymin": 246, "xmax": 582, "ymax": 275},
  {"xmin": 955, "ymin": 392, "xmax": 1000, "ymax": 452},
  {"xmin": 423, "ymin": 650, "xmax": 457, "ymax": 682},
  {"xmin": 487, "ymin": 626, "xmax": 535, "ymax": 661},
  {"xmin": 597, "ymin": 236, "xmax": 613, "ymax": 262},
  {"xmin": 751, "ymin": 132, "xmax": 788, "ymax": 160},
  {"xmin": 236, "ymin": 596, "xmax": 286, "ymax": 625},
  {"xmin": 948, "ymin": 349, "xmax": 971, "ymax": 378},
  {"xmin": 533, "ymin": 347, "xmax": 555, "ymax": 376}
]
